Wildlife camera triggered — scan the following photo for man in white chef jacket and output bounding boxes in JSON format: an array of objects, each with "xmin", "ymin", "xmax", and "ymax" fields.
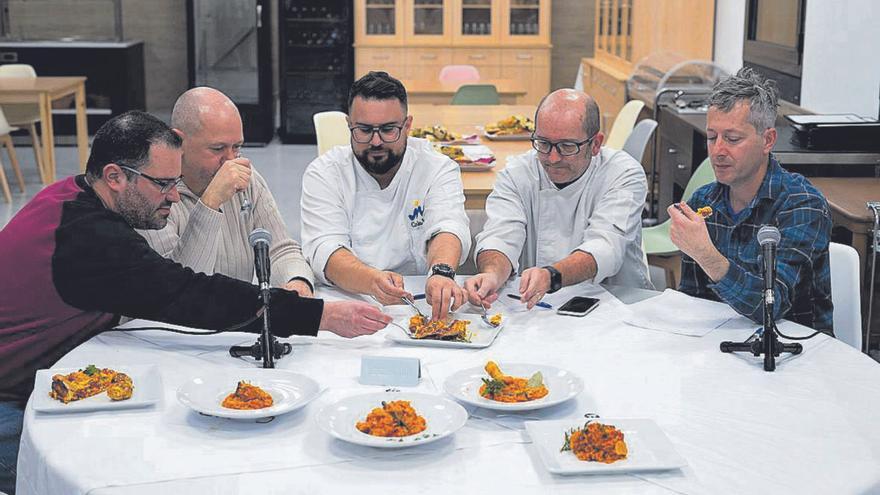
[
  {"xmin": 301, "ymin": 71, "xmax": 471, "ymax": 321},
  {"xmin": 465, "ymin": 89, "xmax": 652, "ymax": 310}
]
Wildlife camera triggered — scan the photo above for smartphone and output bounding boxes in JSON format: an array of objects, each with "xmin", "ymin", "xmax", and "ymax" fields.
[{"xmin": 556, "ymin": 296, "xmax": 600, "ymax": 317}]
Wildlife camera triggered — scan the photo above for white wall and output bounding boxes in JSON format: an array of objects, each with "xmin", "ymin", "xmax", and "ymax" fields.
[
  {"xmin": 713, "ymin": 0, "xmax": 745, "ymax": 74},
  {"xmin": 713, "ymin": 0, "xmax": 880, "ymax": 118},
  {"xmin": 800, "ymin": 0, "xmax": 880, "ymax": 117}
]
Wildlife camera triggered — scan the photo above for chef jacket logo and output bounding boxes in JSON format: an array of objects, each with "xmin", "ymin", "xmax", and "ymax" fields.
[{"xmin": 408, "ymin": 199, "xmax": 425, "ymax": 228}]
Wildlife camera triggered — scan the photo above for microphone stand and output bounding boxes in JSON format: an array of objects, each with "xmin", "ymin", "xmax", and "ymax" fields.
[{"xmin": 720, "ymin": 231, "xmax": 802, "ymax": 371}]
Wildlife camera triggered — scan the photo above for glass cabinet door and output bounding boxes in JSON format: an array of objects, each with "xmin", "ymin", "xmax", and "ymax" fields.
[
  {"xmin": 501, "ymin": 0, "xmax": 549, "ymax": 44},
  {"xmin": 453, "ymin": 0, "xmax": 499, "ymax": 43},
  {"xmin": 405, "ymin": 0, "xmax": 451, "ymax": 43},
  {"xmin": 357, "ymin": 0, "xmax": 404, "ymax": 43}
]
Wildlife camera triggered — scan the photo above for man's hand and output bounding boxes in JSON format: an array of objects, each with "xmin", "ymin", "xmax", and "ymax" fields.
[
  {"xmin": 517, "ymin": 266, "xmax": 551, "ymax": 310},
  {"xmin": 201, "ymin": 157, "xmax": 252, "ymax": 210},
  {"xmin": 464, "ymin": 272, "xmax": 503, "ymax": 309},
  {"xmin": 425, "ymin": 275, "xmax": 467, "ymax": 321},
  {"xmin": 284, "ymin": 279, "xmax": 313, "ymax": 298},
  {"xmin": 369, "ymin": 270, "xmax": 411, "ymax": 306},
  {"xmin": 319, "ymin": 301, "xmax": 391, "ymax": 338},
  {"xmin": 668, "ymin": 202, "xmax": 729, "ymax": 282},
  {"xmin": 667, "ymin": 202, "xmax": 714, "ymax": 262}
]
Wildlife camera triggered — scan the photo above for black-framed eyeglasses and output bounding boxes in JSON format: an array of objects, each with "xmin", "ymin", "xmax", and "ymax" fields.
[
  {"xmin": 530, "ymin": 133, "xmax": 597, "ymax": 156},
  {"xmin": 349, "ymin": 123, "xmax": 404, "ymax": 144},
  {"xmin": 119, "ymin": 165, "xmax": 184, "ymax": 194}
]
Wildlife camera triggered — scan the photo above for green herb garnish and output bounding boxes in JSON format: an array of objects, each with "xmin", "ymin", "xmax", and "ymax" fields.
[
  {"xmin": 83, "ymin": 364, "xmax": 99, "ymax": 376},
  {"xmin": 480, "ymin": 377, "xmax": 505, "ymax": 398}
]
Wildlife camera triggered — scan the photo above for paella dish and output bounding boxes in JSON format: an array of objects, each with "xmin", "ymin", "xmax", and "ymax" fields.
[
  {"xmin": 561, "ymin": 421, "xmax": 628, "ymax": 464},
  {"xmin": 408, "ymin": 315, "xmax": 473, "ymax": 342},
  {"xmin": 356, "ymin": 400, "xmax": 427, "ymax": 437},
  {"xmin": 478, "ymin": 361, "xmax": 549, "ymax": 403},
  {"xmin": 49, "ymin": 364, "xmax": 134, "ymax": 404},
  {"xmin": 221, "ymin": 381, "xmax": 274, "ymax": 410}
]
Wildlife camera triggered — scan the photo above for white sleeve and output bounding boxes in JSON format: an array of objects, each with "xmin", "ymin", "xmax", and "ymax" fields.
[
  {"xmin": 575, "ymin": 156, "xmax": 647, "ymax": 283},
  {"xmin": 300, "ymin": 159, "xmax": 352, "ymax": 285},
  {"xmin": 422, "ymin": 160, "xmax": 471, "ymax": 266},
  {"xmin": 473, "ymin": 168, "xmax": 528, "ymax": 273},
  {"xmin": 138, "ymin": 200, "xmax": 223, "ymax": 275}
]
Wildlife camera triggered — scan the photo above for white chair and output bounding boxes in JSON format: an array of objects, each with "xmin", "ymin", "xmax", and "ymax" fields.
[
  {"xmin": 622, "ymin": 118, "xmax": 658, "ymax": 163},
  {"xmin": 829, "ymin": 242, "xmax": 862, "ymax": 350},
  {"xmin": 0, "ymin": 107, "xmax": 24, "ymax": 203},
  {"xmin": 604, "ymin": 99, "xmax": 645, "ymax": 150},
  {"xmin": 312, "ymin": 111, "xmax": 350, "ymax": 156},
  {"xmin": 0, "ymin": 64, "xmax": 46, "ymax": 184}
]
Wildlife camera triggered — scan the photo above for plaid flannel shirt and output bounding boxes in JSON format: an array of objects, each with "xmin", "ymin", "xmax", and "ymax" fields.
[{"xmin": 679, "ymin": 155, "xmax": 834, "ymax": 333}]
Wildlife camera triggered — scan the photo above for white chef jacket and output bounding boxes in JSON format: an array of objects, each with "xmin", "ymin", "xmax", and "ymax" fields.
[
  {"xmin": 474, "ymin": 147, "xmax": 652, "ymax": 289},
  {"xmin": 301, "ymin": 137, "xmax": 471, "ymax": 285}
]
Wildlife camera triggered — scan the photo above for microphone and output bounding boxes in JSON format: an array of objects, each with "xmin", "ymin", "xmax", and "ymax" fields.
[
  {"xmin": 757, "ymin": 225, "xmax": 780, "ymax": 305},
  {"xmin": 249, "ymin": 228, "xmax": 272, "ymax": 290}
]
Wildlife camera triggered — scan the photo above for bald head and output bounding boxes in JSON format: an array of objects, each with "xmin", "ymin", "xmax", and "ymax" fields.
[
  {"xmin": 535, "ymin": 89, "xmax": 600, "ymax": 138},
  {"xmin": 171, "ymin": 87, "xmax": 241, "ymax": 135}
]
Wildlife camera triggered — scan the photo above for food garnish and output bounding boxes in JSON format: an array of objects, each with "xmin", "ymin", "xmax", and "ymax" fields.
[
  {"xmin": 408, "ymin": 315, "xmax": 473, "ymax": 342},
  {"xmin": 356, "ymin": 400, "xmax": 427, "ymax": 437},
  {"xmin": 49, "ymin": 365, "xmax": 134, "ymax": 404},
  {"xmin": 485, "ymin": 115, "xmax": 535, "ymax": 135},
  {"xmin": 478, "ymin": 361, "xmax": 549, "ymax": 403},
  {"xmin": 221, "ymin": 381, "xmax": 274, "ymax": 410},
  {"xmin": 561, "ymin": 421, "xmax": 628, "ymax": 463}
]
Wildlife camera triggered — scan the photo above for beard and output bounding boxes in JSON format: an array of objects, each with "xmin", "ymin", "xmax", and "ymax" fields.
[
  {"xmin": 354, "ymin": 144, "xmax": 405, "ymax": 176},
  {"xmin": 117, "ymin": 185, "xmax": 171, "ymax": 230}
]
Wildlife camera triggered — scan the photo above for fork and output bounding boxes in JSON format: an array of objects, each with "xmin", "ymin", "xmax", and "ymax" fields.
[
  {"xmin": 386, "ymin": 320, "xmax": 416, "ymax": 338},
  {"xmin": 401, "ymin": 296, "xmax": 428, "ymax": 320},
  {"xmin": 477, "ymin": 303, "xmax": 499, "ymax": 328}
]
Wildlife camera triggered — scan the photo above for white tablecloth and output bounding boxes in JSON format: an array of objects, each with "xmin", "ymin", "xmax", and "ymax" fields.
[{"xmin": 16, "ymin": 277, "xmax": 880, "ymax": 495}]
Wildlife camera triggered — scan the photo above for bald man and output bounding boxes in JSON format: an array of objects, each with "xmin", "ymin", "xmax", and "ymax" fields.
[
  {"xmin": 466, "ymin": 89, "xmax": 652, "ymax": 310},
  {"xmin": 139, "ymin": 87, "xmax": 314, "ymax": 295}
]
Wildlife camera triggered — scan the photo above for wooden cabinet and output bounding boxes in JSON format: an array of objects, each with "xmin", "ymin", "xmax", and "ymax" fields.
[
  {"xmin": 355, "ymin": 0, "xmax": 551, "ymax": 104},
  {"xmin": 582, "ymin": 0, "xmax": 715, "ymax": 133}
]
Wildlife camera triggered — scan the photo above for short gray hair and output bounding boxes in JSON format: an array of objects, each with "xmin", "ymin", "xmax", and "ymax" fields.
[{"xmin": 708, "ymin": 67, "xmax": 779, "ymax": 132}]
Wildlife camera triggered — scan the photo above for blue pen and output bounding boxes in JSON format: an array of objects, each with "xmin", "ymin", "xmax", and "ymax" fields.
[
  {"xmin": 506, "ymin": 293, "xmax": 552, "ymax": 309},
  {"xmin": 413, "ymin": 293, "xmax": 426, "ymax": 300}
]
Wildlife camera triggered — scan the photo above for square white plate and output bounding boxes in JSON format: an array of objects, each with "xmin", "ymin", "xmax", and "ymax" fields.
[
  {"xmin": 385, "ymin": 301, "xmax": 506, "ymax": 349},
  {"xmin": 32, "ymin": 364, "xmax": 162, "ymax": 413},
  {"xmin": 524, "ymin": 418, "xmax": 687, "ymax": 475}
]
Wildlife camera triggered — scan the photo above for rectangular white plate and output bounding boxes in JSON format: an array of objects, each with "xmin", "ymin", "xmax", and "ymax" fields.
[
  {"xmin": 524, "ymin": 418, "xmax": 687, "ymax": 475},
  {"xmin": 32, "ymin": 364, "xmax": 162, "ymax": 413},
  {"xmin": 482, "ymin": 131, "xmax": 531, "ymax": 141},
  {"xmin": 385, "ymin": 314, "xmax": 503, "ymax": 349}
]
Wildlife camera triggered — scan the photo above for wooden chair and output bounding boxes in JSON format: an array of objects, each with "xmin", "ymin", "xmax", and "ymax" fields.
[
  {"xmin": 0, "ymin": 64, "xmax": 47, "ymax": 184},
  {"xmin": 0, "ymin": 107, "xmax": 24, "ymax": 202}
]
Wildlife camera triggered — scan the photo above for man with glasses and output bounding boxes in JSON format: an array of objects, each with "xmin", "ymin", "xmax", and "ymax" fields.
[
  {"xmin": 301, "ymin": 71, "xmax": 471, "ymax": 321},
  {"xmin": 466, "ymin": 89, "xmax": 652, "ymax": 310},
  {"xmin": 138, "ymin": 87, "xmax": 315, "ymax": 297},
  {"xmin": 0, "ymin": 111, "xmax": 391, "ymax": 493}
]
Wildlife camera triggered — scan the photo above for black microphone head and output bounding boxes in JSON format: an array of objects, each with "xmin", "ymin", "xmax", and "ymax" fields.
[
  {"xmin": 757, "ymin": 225, "xmax": 780, "ymax": 246},
  {"xmin": 249, "ymin": 228, "xmax": 272, "ymax": 247}
]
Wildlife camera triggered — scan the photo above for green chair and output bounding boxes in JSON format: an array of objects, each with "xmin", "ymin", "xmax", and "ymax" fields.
[
  {"xmin": 643, "ymin": 157, "xmax": 716, "ymax": 288},
  {"xmin": 451, "ymin": 84, "xmax": 501, "ymax": 105}
]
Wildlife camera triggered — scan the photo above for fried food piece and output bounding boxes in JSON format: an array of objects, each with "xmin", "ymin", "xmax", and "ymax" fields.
[
  {"xmin": 489, "ymin": 313, "xmax": 502, "ymax": 326},
  {"xmin": 561, "ymin": 421, "xmax": 628, "ymax": 463},
  {"xmin": 408, "ymin": 315, "xmax": 472, "ymax": 342},
  {"xmin": 439, "ymin": 145, "xmax": 466, "ymax": 162},
  {"xmin": 221, "ymin": 381, "xmax": 274, "ymax": 410},
  {"xmin": 106, "ymin": 372, "xmax": 134, "ymax": 401},
  {"xmin": 696, "ymin": 206, "xmax": 713, "ymax": 218},
  {"xmin": 356, "ymin": 400, "xmax": 427, "ymax": 437},
  {"xmin": 479, "ymin": 361, "xmax": 549, "ymax": 403},
  {"xmin": 49, "ymin": 365, "xmax": 124, "ymax": 404},
  {"xmin": 485, "ymin": 115, "xmax": 535, "ymax": 135}
]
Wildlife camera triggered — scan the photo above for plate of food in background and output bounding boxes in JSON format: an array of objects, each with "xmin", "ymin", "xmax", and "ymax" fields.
[
  {"xmin": 32, "ymin": 364, "xmax": 161, "ymax": 413},
  {"xmin": 437, "ymin": 144, "xmax": 497, "ymax": 171},
  {"xmin": 443, "ymin": 361, "xmax": 583, "ymax": 411},
  {"xmin": 315, "ymin": 391, "xmax": 468, "ymax": 448},
  {"xmin": 410, "ymin": 125, "xmax": 479, "ymax": 145},
  {"xmin": 482, "ymin": 115, "xmax": 535, "ymax": 141},
  {"xmin": 524, "ymin": 418, "xmax": 687, "ymax": 475},
  {"xmin": 176, "ymin": 368, "xmax": 320, "ymax": 419}
]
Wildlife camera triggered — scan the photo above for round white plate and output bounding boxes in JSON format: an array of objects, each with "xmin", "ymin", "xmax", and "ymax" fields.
[
  {"xmin": 315, "ymin": 392, "xmax": 468, "ymax": 448},
  {"xmin": 443, "ymin": 363, "xmax": 584, "ymax": 412},
  {"xmin": 177, "ymin": 369, "xmax": 321, "ymax": 419}
]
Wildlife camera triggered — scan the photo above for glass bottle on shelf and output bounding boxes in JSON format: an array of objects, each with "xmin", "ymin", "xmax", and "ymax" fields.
[
  {"xmin": 365, "ymin": 0, "xmax": 396, "ymax": 35},
  {"xmin": 413, "ymin": 0, "xmax": 443, "ymax": 35},
  {"xmin": 461, "ymin": 0, "xmax": 491, "ymax": 37}
]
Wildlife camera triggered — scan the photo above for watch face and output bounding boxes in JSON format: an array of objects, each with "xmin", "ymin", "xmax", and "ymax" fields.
[{"xmin": 432, "ymin": 264, "xmax": 455, "ymax": 278}]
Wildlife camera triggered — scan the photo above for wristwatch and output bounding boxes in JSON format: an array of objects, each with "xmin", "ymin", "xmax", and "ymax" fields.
[
  {"xmin": 430, "ymin": 263, "xmax": 456, "ymax": 280},
  {"xmin": 543, "ymin": 265, "xmax": 562, "ymax": 293}
]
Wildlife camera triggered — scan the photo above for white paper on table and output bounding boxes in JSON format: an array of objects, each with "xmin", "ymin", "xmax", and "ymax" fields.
[
  {"xmin": 458, "ymin": 144, "xmax": 495, "ymax": 162},
  {"xmin": 623, "ymin": 289, "xmax": 740, "ymax": 337}
]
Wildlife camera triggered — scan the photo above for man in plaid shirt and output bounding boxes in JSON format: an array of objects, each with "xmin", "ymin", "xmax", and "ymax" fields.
[{"xmin": 668, "ymin": 67, "xmax": 833, "ymax": 333}]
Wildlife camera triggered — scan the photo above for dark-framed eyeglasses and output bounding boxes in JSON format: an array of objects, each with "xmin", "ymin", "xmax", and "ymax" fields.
[
  {"xmin": 530, "ymin": 133, "xmax": 597, "ymax": 156},
  {"xmin": 349, "ymin": 123, "xmax": 404, "ymax": 144},
  {"xmin": 118, "ymin": 165, "xmax": 184, "ymax": 194}
]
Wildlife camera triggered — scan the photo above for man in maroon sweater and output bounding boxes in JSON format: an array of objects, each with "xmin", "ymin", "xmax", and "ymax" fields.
[{"xmin": 0, "ymin": 111, "xmax": 390, "ymax": 493}]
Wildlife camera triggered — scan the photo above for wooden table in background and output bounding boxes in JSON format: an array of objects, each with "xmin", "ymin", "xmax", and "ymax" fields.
[
  {"xmin": 404, "ymin": 79, "xmax": 528, "ymax": 105},
  {"xmin": 811, "ymin": 177, "xmax": 880, "ymax": 286},
  {"xmin": 409, "ymin": 104, "xmax": 536, "ymax": 209},
  {"xmin": 0, "ymin": 76, "xmax": 88, "ymax": 183}
]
